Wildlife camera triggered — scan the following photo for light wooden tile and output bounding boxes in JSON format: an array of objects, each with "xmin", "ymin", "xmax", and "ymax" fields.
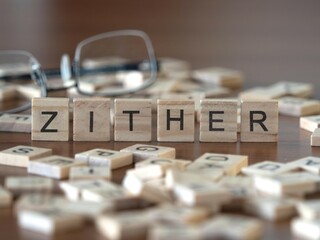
[
  {"xmin": 253, "ymin": 172, "xmax": 320, "ymax": 197},
  {"xmin": 120, "ymin": 144, "xmax": 175, "ymax": 163},
  {"xmin": 69, "ymin": 166, "xmax": 111, "ymax": 180},
  {"xmin": 241, "ymin": 161, "xmax": 295, "ymax": 176},
  {"xmin": 114, "ymin": 99, "xmax": 152, "ymax": 142},
  {"xmin": 269, "ymin": 81, "xmax": 313, "ymax": 98},
  {"xmin": 148, "ymin": 224, "xmax": 202, "ymax": 240},
  {"xmin": 165, "ymin": 169, "xmax": 213, "ymax": 190},
  {"xmin": 0, "ymin": 83, "xmax": 16, "ymax": 101},
  {"xmin": 147, "ymin": 204, "xmax": 209, "ymax": 225},
  {"xmin": 62, "ymin": 200, "xmax": 113, "ymax": 219},
  {"xmin": 145, "ymin": 79, "xmax": 181, "ymax": 96},
  {"xmin": 0, "ymin": 114, "xmax": 31, "ymax": 133},
  {"xmin": 279, "ymin": 97, "xmax": 320, "ymax": 116},
  {"xmin": 32, "ymin": 97, "xmax": 69, "ymax": 141},
  {"xmin": 17, "ymin": 208, "xmax": 85, "ymax": 235},
  {"xmin": 312, "ymin": 128, "xmax": 320, "ymax": 146},
  {"xmin": 288, "ymin": 156, "xmax": 320, "ymax": 174},
  {"xmin": 0, "ymin": 145, "xmax": 52, "ymax": 167},
  {"xmin": 157, "ymin": 99, "xmax": 195, "ymax": 142},
  {"xmin": 16, "ymin": 190, "xmax": 109, "ymax": 219},
  {"xmin": 239, "ymin": 87, "xmax": 283, "ymax": 100},
  {"xmin": 75, "ymin": 148, "xmax": 133, "ymax": 169},
  {"xmin": 173, "ymin": 179, "xmax": 231, "ymax": 207},
  {"xmin": 218, "ymin": 176, "xmax": 254, "ymax": 211},
  {"xmin": 200, "ymin": 99, "xmax": 238, "ymax": 142},
  {"xmin": 158, "ymin": 57, "xmax": 191, "ymax": 77},
  {"xmin": 300, "ymin": 115, "xmax": 320, "ymax": 132},
  {"xmin": 291, "ymin": 218, "xmax": 320, "ymax": 240},
  {"xmin": 186, "ymin": 162, "xmax": 224, "ymax": 181},
  {"xmin": 135, "ymin": 158, "xmax": 191, "ymax": 171},
  {"xmin": 96, "ymin": 211, "xmax": 149, "ymax": 240},
  {"xmin": 0, "ymin": 187, "xmax": 12, "ymax": 208},
  {"xmin": 16, "ymin": 84, "xmax": 41, "ymax": 98},
  {"xmin": 194, "ymin": 152, "xmax": 248, "ymax": 176},
  {"xmin": 28, "ymin": 155, "xmax": 85, "ymax": 179},
  {"xmin": 5, "ymin": 176, "xmax": 53, "ymax": 193},
  {"xmin": 240, "ymin": 100, "xmax": 278, "ymax": 142},
  {"xmin": 202, "ymin": 215, "xmax": 263, "ymax": 240},
  {"xmin": 59, "ymin": 179, "xmax": 116, "ymax": 201},
  {"xmin": 142, "ymin": 179, "xmax": 174, "ymax": 203},
  {"xmin": 73, "ymin": 98, "xmax": 111, "ymax": 141},
  {"xmin": 297, "ymin": 200, "xmax": 320, "ymax": 220},
  {"xmin": 192, "ymin": 67, "xmax": 244, "ymax": 89},
  {"xmin": 15, "ymin": 194, "xmax": 68, "ymax": 213},
  {"xmin": 123, "ymin": 175, "xmax": 172, "ymax": 204},
  {"xmin": 78, "ymin": 75, "xmax": 116, "ymax": 93},
  {"xmin": 122, "ymin": 166, "xmax": 168, "ymax": 203},
  {"xmin": 81, "ymin": 184, "xmax": 144, "ymax": 211},
  {"xmin": 244, "ymin": 196, "xmax": 297, "ymax": 221}
]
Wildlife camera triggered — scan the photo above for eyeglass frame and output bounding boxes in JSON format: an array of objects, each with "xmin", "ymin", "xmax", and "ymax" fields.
[{"xmin": 0, "ymin": 29, "xmax": 158, "ymax": 113}]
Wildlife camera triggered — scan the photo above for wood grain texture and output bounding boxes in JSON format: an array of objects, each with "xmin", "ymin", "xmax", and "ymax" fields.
[
  {"xmin": 240, "ymin": 100, "xmax": 278, "ymax": 142},
  {"xmin": 200, "ymin": 99, "xmax": 238, "ymax": 142},
  {"xmin": 114, "ymin": 99, "xmax": 152, "ymax": 142},
  {"xmin": 73, "ymin": 98, "xmax": 111, "ymax": 141},
  {"xmin": 32, "ymin": 98, "xmax": 69, "ymax": 141},
  {"xmin": 157, "ymin": 99, "xmax": 195, "ymax": 142}
]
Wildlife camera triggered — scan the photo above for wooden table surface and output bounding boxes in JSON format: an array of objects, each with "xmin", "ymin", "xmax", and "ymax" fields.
[{"xmin": 1, "ymin": 1, "xmax": 320, "ymax": 239}]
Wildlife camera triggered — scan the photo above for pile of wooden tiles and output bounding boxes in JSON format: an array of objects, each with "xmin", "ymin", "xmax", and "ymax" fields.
[{"xmin": 0, "ymin": 144, "xmax": 320, "ymax": 239}]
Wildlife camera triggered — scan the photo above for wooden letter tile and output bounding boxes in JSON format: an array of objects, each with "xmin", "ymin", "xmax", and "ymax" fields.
[
  {"xmin": 192, "ymin": 67, "xmax": 244, "ymax": 89},
  {"xmin": 311, "ymin": 128, "xmax": 320, "ymax": 146},
  {"xmin": 75, "ymin": 148, "xmax": 133, "ymax": 169},
  {"xmin": 17, "ymin": 208, "xmax": 85, "ymax": 235},
  {"xmin": 202, "ymin": 215, "xmax": 263, "ymax": 240},
  {"xmin": 297, "ymin": 199, "xmax": 320, "ymax": 220},
  {"xmin": 0, "ymin": 187, "xmax": 12, "ymax": 208},
  {"xmin": 240, "ymin": 100, "xmax": 278, "ymax": 142},
  {"xmin": 120, "ymin": 144, "xmax": 175, "ymax": 163},
  {"xmin": 0, "ymin": 83, "xmax": 16, "ymax": 101},
  {"xmin": 292, "ymin": 218, "xmax": 320, "ymax": 240},
  {"xmin": 300, "ymin": 115, "xmax": 320, "ymax": 132},
  {"xmin": 0, "ymin": 145, "xmax": 52, "ymax": 167},
  {"xmin": 253, "ymin": 172, "xmax": 320, "ymax": 197},
  {"xmin": 200, "ymin": 99, "xmax": 238, "ymax": 142},
  {"xmin": 278, "ymin": 97, "xmax": 320, "ymax": 117},
  {"xmin": 73, "ymin": 98, "xmax": 111, "ymax": 141},
  {"xmin": 0, "ymin": 114, "xmax": 31, "ymax": 133},
  {"xmin": 148, "ymin": 224, "xmax": 202, "ymax": 240},
  {"xmin": 5, "ymin": 176, "xmax": 54, "ymax": 194},
  {"xmin": 96, "ymin": 211, "xmax": 149, "ymax": 240},
  {"xmin": 157, "ymin": 99, "xmax": 195, "ymax": 142},
  {"xmin": 28, "ymin": 155, "xmax": 85, "ymax": 179},
  {"xmin": 32, "ymin": 97, "xmax": 69, "ymax": 141},
  {"xmin": 194, "ymin": 153, "xmax": 248, "ymax": 176},
  {"xmin": 59, "ymin": 179, "xmax": 114, "ymax": 201},
  {"xmin": 241, "ymin": 161, "xmax": 294, "ymax": 177},
  {"xmin": 135, "ymin": 158, "xmax": 191, "ymax": 171},
  {"xmin": 69, "ymin": 166, "xmax": 111, "ymax": 180},
  {"xmin": 114, "ymin": 99, "xmax": 152, "ymax": 142},
  {"xmin": 287, "ymin": 156, "xmax": 320, "ymax": 174}
]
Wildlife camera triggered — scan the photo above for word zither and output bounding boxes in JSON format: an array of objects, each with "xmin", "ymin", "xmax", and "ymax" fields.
[{"xmin": 31, "ymin": 97, "xmax": 278, "ymax": 142}]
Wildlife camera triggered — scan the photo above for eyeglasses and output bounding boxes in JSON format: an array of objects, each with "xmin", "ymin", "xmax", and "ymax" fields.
[{"xmin": 0, "ymin": 29, "xmax": 157, "ymax": 113}]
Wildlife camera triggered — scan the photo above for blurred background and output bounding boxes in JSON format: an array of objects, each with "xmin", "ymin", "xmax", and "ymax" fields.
[{"xmin": 0, "ymin": 0, "xmax": 320, "ymax": 89}]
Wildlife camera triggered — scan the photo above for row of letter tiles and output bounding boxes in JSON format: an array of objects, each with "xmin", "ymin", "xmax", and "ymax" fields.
[{"xmin": 31, "ymin": 97, "xmax": 278, "ymax": 142}]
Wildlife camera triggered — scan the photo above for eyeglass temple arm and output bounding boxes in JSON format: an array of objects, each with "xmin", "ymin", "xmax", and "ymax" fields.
[
  {"xmin": 0, "ymin": 60, "xmax": 160, "ymax": 80},
  {"xmin": 75, "ymin": 60, "xmax": 160, "ymax": 77}
]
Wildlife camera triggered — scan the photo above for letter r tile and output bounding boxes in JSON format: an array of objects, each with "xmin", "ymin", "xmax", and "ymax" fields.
[{"xmin": 240, "ymin": 100, "xmax": 278, "ymax": 142}]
